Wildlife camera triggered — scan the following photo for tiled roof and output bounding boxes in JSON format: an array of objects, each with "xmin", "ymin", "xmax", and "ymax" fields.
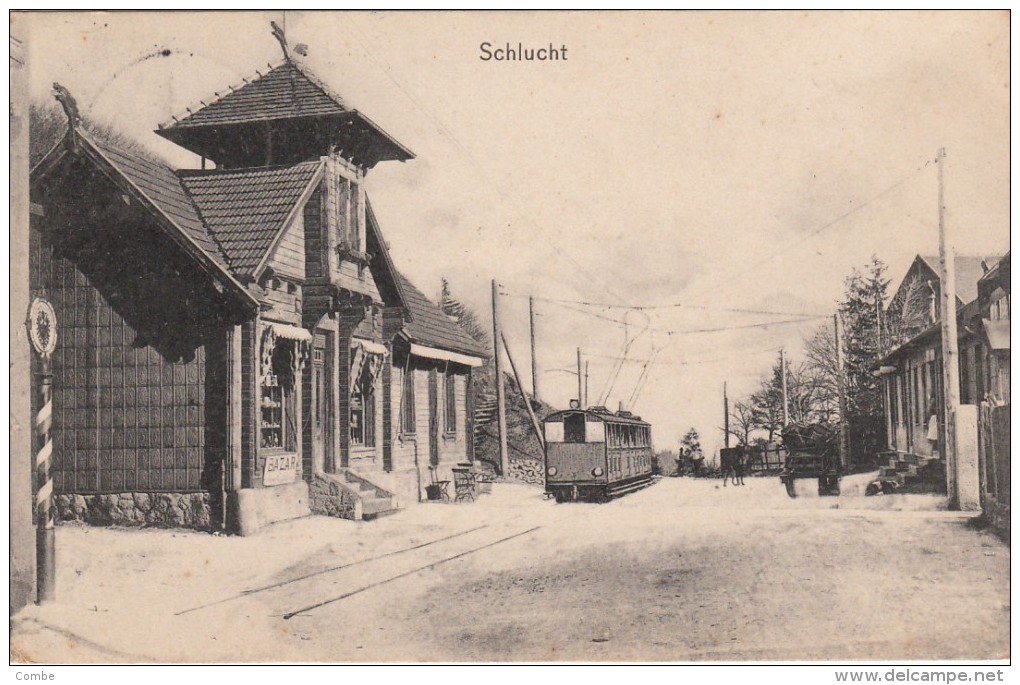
[
  {"xmin": 87, "ymin": 132, "xmax": 229, "ymax": 271},
  {"xmin": 180, "ymin": 161, "xmax": 321, "ymax": 276},
  {"xmin": 918, "ymin": 255, "xmax": 999, "ymax": 304},
  {"xmin": 165, "ymin": 61, "xmax": 347, "ymax": 129},
  {"xmin": 396, "ymin": 274, "xmax": 487, "ymax": 358}
]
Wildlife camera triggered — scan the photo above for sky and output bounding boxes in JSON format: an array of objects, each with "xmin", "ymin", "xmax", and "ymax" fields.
[{"xmin": 15, "ymin": 11, "xmax": 1010, "ymax": 457}]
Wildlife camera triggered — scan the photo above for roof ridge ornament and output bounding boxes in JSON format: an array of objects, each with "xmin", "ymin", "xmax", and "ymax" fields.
[
  {"xmin": 270, "ymin": 21, "xmax": 290, "ymax": 61},
  {"xmin": 270, "ymin": 20, "xmax": 309, "ymax": 61},
  {"xmin": 52, "ymin": 82, "xmax": 80, "ymax": 151},
  {"xmin": 52, "ymin": 82, "xmax": 80, "ymax": 127}
]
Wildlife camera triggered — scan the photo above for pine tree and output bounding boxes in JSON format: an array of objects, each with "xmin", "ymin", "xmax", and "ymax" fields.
[
  {"xmin": 837, "ymin": 255, "xmax": 891, "ymax": 468},
  {"xmin": 439, "ymin": 277, "xmax": 490, "ymax": 348},
  {"xmin": 679, "ymin": 427, "xmax": 702, "ymax": 459}
]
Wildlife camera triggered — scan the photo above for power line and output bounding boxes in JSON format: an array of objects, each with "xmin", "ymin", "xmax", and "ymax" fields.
[
  {"xmin": 681, "ymin": 158, "xmax": 935, "ymax": 302},
  {"xmin": 506, "ymin": 157, "xmax": 932, "ymax": 316},
  {"xmin": 547, "ymin": 299, "xmax": 824, "ymax": 336},
  {"xmin": 529, "ymin": 295, "xmax": 829, "ymax": 319},
  {"xmin": 584, "ymin": 345, "xmax": 782, "ymax": 367}
]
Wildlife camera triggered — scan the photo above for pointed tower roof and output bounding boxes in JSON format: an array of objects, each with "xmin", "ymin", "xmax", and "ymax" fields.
[{"xmin": 156, "ymin": 59, "xmax": 414, "ymax": 169}]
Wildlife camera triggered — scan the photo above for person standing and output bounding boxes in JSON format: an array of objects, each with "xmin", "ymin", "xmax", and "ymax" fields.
[
  {"xmin": 675, "ymin": 446, "xmax": 687, "ymax": 477},
  {"xmin": 926, "ymin": 399, "xmax": 939, "ymax": 458},
  {"xmin": 721, "ymin": 451, "xmax": 734, "ymax": 486},
  {"xmin": 733, "ymin": 449, "xmax": 745, "ymax": 486}
]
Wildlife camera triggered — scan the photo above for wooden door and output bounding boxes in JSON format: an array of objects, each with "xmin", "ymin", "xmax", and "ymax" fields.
[{"xmin": 311, "ymin": 334, "xmax": 332, "ymax": 474}]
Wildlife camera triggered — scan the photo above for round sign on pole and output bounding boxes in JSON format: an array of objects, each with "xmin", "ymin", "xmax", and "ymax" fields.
[{"xmin": 28, "ymin": 298, "xmax": 58, "ymax": 357}]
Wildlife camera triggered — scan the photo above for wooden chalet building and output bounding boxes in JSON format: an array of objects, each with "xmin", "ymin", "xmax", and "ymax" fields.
[
  {"xmin": 875, "ymin": 254, "xmax": 1006, "ymax": 462},
  {"xmin": 29, "ymin": 40, "xmax": 486, "ymax": 534}
]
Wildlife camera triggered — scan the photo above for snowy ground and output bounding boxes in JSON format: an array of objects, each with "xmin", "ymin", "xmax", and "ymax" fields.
[{"xmin": 10, "ymin": 476, "xmax": 1009, "ymax": 663}]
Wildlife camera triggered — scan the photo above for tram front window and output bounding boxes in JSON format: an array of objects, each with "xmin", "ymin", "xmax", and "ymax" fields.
[{"xmin": 564, "ymin": 413, "xmax": 586, "ymax": 443}]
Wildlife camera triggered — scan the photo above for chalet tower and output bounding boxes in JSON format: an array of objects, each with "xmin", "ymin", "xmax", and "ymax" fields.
[{"xmin": 30, "ymin": 27, "xmax": 484, "ymax": 534}]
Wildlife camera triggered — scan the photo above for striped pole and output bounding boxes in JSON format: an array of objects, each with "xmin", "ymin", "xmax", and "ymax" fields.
[{"xmin": 36, "ymin": 355, "xmax": 55, "ymax": 603}]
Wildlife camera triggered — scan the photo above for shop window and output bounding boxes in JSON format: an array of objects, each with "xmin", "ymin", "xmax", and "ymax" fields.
[
  {"xmin": 350, "ymin": 364, "xmax": 376, "ymax": 447},
  {"xmin": 350, "ymin": 342, "xmax": 384, "ymax": 447},
  {"xmin": 261, "ymin": 340, "xmax": 296, "ymax": 451}
]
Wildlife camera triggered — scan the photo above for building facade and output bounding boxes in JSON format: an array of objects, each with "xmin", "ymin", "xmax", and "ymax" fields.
[
  {"xmin": 29, "ymin": 39, "xmax": 485, "ymax": 534},
  {"xmin": 876, "ymin": 254, "xmax": 1006, "ymax": 459}
]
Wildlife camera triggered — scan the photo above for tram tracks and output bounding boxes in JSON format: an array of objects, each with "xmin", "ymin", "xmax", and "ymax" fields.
[
  {"xmin": 281, "ymin": 525, "xmax": 541, "ymax": 619},
  {"xmin": 175, "ymin": 511, "xmax": 547, "ymax": 619}
]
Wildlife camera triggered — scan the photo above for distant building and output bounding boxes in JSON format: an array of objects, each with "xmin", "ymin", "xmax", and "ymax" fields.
[
  {"xmin": 875, "ymin": 254, "xmax": 1007, "ymax": 460},
  {"xmin": 29, "ymin": 32, "xmax": 485, "ymax": 534}
]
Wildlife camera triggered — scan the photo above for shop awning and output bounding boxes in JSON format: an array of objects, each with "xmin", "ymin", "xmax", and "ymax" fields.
[
  {"xmin": 982, "ymin": 319, "xmax": 1010, "ymax": 351},
  {"xmin": 269, "ymin": 322, "xmax": 312, "ymax": 342},
  {"xmin": 409, "ymin": 343, "xmax": 483, "ymax": 368},
  {"xmin": 352, "ymin": 338, "xmax": 388, "ymax": 356}
]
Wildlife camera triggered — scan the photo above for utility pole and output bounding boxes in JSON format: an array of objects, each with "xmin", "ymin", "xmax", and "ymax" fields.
[
  {"xmin": 501, "ymin": 332, "xmax": 544, "ymax": 451},
  {"xmin": 529, "ymin": 296, "xmax": 539, "ymax": 402},
  {"xmin": 576, "ymin": 347, "xmax": 584, "ymax": 408},
  {"xmin": 723, "ymin": 381, "xmax": 730, "ymax": 449},
  {"xmin": 834, "ymin": 313, "xmax": 849, "ymax": 470},
  {"xmin": 491, "ymin": 280, "xmax": 508, "ymax": 476},
  {"xmin": 936, "ymin": 147, "xmax": 963, "ymax": 506},
  {"xmin": 584, "ymin": 361, "xmax": 589, "ymax": 409},
  {"xmin": 780, "ymin": 348, "xmax": 789, "ymax": 426}
]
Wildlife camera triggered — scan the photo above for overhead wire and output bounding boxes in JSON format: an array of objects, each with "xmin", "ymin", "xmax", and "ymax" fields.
[
  {"xmin": 680, "ymin": 158, "xmax": 935, "ymax": 302},
  {"xmin": 596, "ymin": 309, "xmax": 651, "ymax": 406},
  {"xmin": 545, "ymin": 298, "xmax": 825, "ymax": 336}
]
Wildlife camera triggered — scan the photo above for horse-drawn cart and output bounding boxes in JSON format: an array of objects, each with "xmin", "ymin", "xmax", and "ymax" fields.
[{"xmin": 779, "ymin": 422, "xmax": 842, "ymax": 498}]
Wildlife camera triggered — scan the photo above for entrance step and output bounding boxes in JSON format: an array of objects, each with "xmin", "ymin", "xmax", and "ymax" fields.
[
  {"xmin": 342, "ymin": 469, "xmax": 400, "ymax": 520},
  {"xmin": 310, "ymin": 471, "xmax": 400, "ymax": 521}
]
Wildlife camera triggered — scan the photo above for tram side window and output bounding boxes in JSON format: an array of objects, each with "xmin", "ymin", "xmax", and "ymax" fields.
[{"xmin": 564, "ymin": 413, "xmax": 586, "ymax": 443}]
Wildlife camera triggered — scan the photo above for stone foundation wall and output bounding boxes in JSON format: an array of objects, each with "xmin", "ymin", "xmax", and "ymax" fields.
[
  {"xmin": 310, "ymin": 476, "xmax": 360, "ymax": 520},
  {"xmin": 509, "ymin": 457, "xmax": 544, "ymax": 486},
  {"xmin": 54, "ymin": 492, "xmax": 213, "ymax": 530}
]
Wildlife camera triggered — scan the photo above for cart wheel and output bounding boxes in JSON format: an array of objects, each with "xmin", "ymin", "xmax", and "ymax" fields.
[{"xmin": 784, "ymin": 478, "xmax": 797, "ymax": 498}]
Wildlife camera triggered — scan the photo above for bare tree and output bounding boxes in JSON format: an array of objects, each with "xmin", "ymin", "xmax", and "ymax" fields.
[
  {"xmin": 722, "ymin": 400, "xmax": 756, "ymax": 447},
  {"xmin": 803, "ymin": 324, "xmax": 840, "ymax": 423}
]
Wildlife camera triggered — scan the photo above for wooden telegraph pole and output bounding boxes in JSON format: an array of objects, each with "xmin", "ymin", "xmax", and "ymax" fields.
[
  {"xmin": 491, "ymin": 280, "xmax": 509, "ymax": 476},
  {"xmin": 576, "ymin": 347, "xmax": 584, "ymax": 408},
  {"xmin": 834, "ymin": 313, "xmax": 849, "ymax": 470},
  {"xmin": 529, "ymin": 296, "xmax": 539, "ymax": 402},
  {"xmin": 501, "ymin": 332, "xmax": 544, "ymax": 451},
  {"xmin": 584, "ymin": 361, "xmax": 589, "ymax": 408},
  {"xmin": 723, "ymin": 382, "xmax": 730, "ymax": 449},
  {"xmin": 936, "ymin": 147, "xmax": 962, "ymax": 503}
]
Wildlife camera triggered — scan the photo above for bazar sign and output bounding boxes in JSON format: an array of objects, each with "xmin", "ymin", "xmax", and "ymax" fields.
[{"xmin": 263, "ymin": 453, "xmax": 298, "ymax": 486}]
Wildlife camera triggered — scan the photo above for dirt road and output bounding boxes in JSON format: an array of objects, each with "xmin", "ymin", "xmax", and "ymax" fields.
[{"xmin": 11, "ymin": 478, "xmax": 1009, "ymax": 663}]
